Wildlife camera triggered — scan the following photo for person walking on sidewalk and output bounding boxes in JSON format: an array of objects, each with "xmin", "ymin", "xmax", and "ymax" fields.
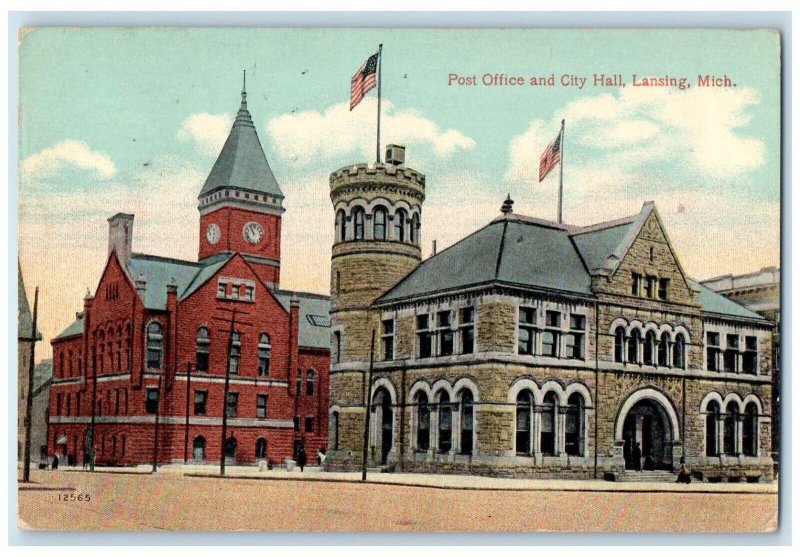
[
  {"xmin": 297, "ymin": 446, "xmax": 307, "ymax": 472},
  {"xmin": 676, "ymin": 456, "xmax": 692, "ymax": 484}
]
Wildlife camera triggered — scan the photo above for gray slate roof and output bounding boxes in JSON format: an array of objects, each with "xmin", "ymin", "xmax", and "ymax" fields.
[
  {"xmin": 55, "ymin": 314, "xmax": 84, "ymax": 339},
  {"xmin": 18, "ymin": 262, "xmax": 41, "ymax": 340},
  {"xmin": 571, "ymin": 221, "xmax": 634, "ymax": 274},
  {"xmin": 198, "ymin": 95, "xmax": 283, "ymax": 199},
  {"xmin": 690, "ymin": 279, "xmax": 767, "ymax": 321},
  {"xmin": 274, "ymin": 290, "xmax": 332, "ymax": 350}
]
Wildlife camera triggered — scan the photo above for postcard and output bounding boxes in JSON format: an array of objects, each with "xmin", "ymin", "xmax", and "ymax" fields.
[{"xmin": 16, "ymin": 27, "xmax": 780, "ymax": 533}]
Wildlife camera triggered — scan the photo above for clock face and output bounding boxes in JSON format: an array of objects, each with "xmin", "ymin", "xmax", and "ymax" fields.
[
  {"xmin": 243, "ymin": 221, "xmax": 265, "ymax": 244},
  {"xmin": 205, "ymin": 223, "xmax": 221, "ymax": 245}
]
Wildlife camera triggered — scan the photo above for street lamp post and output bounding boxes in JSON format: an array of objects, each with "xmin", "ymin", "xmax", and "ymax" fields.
[
  {"xmin": 361, "ymin": 329, "xmax": 376, "ymax": 482},
  {"xmin": 21, "ymin": 287, "xmax": 39, "ymax": 483}
]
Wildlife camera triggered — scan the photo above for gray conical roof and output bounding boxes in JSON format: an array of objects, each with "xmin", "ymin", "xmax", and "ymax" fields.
[{"xmin": 199, "ymin": 86, "xmax": 283, "ymax": 199}]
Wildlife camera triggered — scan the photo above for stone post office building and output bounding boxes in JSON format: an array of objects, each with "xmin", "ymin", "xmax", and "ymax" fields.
[{"xmin": 326, "ymin": 148, "xmax": 775, "ymax": 481}]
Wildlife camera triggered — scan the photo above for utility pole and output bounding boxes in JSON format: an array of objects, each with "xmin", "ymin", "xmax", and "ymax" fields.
[
  {"xmin": 184, "ymin": 362, "xmax": 193, "ymax": 464},
  {"xmin": 361, "ymin": 329, "xmax": 376, "ymax": 482},
  {"xmin": 21, "ymin": 287, "xmax": 39, "ymax": 483},
  {"xmin": 152, "ymin": 372, "xmax": 163, "ymax": 473}
]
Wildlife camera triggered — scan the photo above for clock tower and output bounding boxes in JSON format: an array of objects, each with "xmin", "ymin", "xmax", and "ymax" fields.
[{"xmin": 198, "ymin": 72, "xmax": 285, "ymax": 288}]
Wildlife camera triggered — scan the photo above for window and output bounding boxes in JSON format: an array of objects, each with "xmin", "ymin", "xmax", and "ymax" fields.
[
  {"xmin": 459, "ymin": 389, "xmax": 474, "ymax": 455},
  {"xmin": 243, "ymin": 285, "xmax": 255, "ymax": 301},
  {"xmin": 332, "ymin": 411, "xmax": 340, "ymax": 450},
  {"xmin": 373, "ymin": 207, "xmax": 387, "ymax": 240},
  {"xmin": 649, "ymin": 246, "xmax": 655, "ymax": 263},
  {"xmin": 306, "ymin": 371, "xmax": 316, "ymax": 396},
  {"xmin": 614, "ymin": 326, "xmax": 626, "ymax": 363},
  {"xmin": 627, "ymin": 329, "xmax": 641, "ymax": 364},
  {"xmin": 743, "ymin": 336, "xmax": 758, "ymax": 374},
  {"xmin": 296, "ymin": 370, "xmax": 303, "ymax": 396},
  {"xmin": 256, "ymin": 394, "xmax": 268, "ymax": 418},
  {"xmin": 193, "ymin": 436, "xmax": 206, "ymax": 461},
  {"xmin": 565, "ymin": 393, "xmax": 585, "ymax": 456},
  {"xmin": 353, "ymin": 207, "xmax": 365, "ymax": 240},
  {"xmin": 228, "ymin": 331, "xmax": 241, "ymax": 375},
  {"xmin": 643, "ymin": 330, "xmax": 656, "ymax": 366},
  {"xmin": 565, "ymin": 314, "xmax": 585, "ymax": 359},
  {"xmin": 743, "ymin": 402, "xmax": 758, "ymax": 457},
  {"xmin": 258, "ymin": 333, "xmax": 271, "ymax": 376},
  {"xmin": 66, "ymin": 394, "xmax": 72, "ymax": 416},
  {"xmin": 293, "ymin": 416, "xmax": 300, "ymax": 431},
  {"xmin": 333, "ymin": 331, "xmax": 342, "ymax": 363},
  {"xmin": 381, "ymin": 319, "xmax": 395, "ymax": 361},
  {"xmin": 459, "ymin": 307, "xmax": 474, "ymax": 354},
  {"xmin": 255, "ymin": 438, "xmax": 267, "ymax": 460},
  {"xmin": 437, "ymin": 310, "xmax": 453, "ymax": 356},
  {"xmin": 706, "ymin": 401, "xmax": 720, "ymax": 456},
  {"xmin": 723, "ymin": 402, "xmax": 738, "ymax": 456},
  {"xmin": 437, "ymin": 391, "xmax": 452, "ymax": 453},
  {"xmin": 146, "ymin": 322, "xmax": 163, "ymax": 370},
  {"xmin": 542, "ymin": 311, "xmax": 561, "ymax": 357},
  {"xmin": 417, "ymin": 314, "xmax": 432, "ymax": 358},
  {"xmin": 673, "ymin": 333, "xmax": 686, "ymax": 370},
  {"xmin": 305, "ymin": 416, "xmax": 314, "ymax": 432},
  {"xmin": 518, "ymin": 307, "xmax": 536, "ymax": 355},
  {"xmin": 540, "ymin": 392, "xmax": 557, "ymax": 456},
  {"xmin": 194, "ymin": 390, "xmax": 208, "ymax": 415},
  {"xmin": 336, "ymin": 209, "xmax": 346, "ymax": 242},
  {"xmin": 516, "ymin": 391, "xmax": 533, "ymax": 455},
  {"xmin": 217, "ymin": 282, "xmax": 227, "ymax": 298},
  {"xmin": 658, "ymin": 278, "xmax": 670, "ymax": 300},
  {"xmin": 631, "ymin": 273, "xmax": 642, "ymax": 296},
  {"xmin": 196, "ymin": 327, "xmax": 210, "ymax": 373},
  {"xmin": 411, "ymin": 213, "xmax": 420, "ymax": 245},
  {"xmin": 415, "ymin": 392, "xmax": 430, "ymax": 451},
  {"xmin": 706, "ymin": 332, "xmax": 720, "ymax": 371},
  {"xmin": 723, "ymin": 334, "xmax": 738, "ymax": 372},
  {"xmin": 644, "ymin": 276, "xmax": 657, "ymax": 299},
  {"xmin": 395, "ymin": 209, "xmax": 407, "ymax": 242},
  {"xmin": 145, "ymin": 387, "xmax": 159, "ymax": 414},
  {"xmin": 226, "ymin": 392, "xmax": 239, "ymax": 417},
  {"xmin": 658, "ymin": 332, "xmax": 670, "ymax": 367}
]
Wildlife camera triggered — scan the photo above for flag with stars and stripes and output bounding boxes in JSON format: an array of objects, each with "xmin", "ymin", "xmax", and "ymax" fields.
[
  {"xmin": 350, "ymin": 51, "xmax": 379, "ymax": 111},
  {"xmin": 538, "ymin": 129, "xmax": 562, "ymax": 182}
]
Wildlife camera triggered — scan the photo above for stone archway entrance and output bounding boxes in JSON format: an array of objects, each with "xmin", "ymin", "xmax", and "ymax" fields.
[
  {"xmin": 622, "ymin": 399, "xmax": 674, "ymax": 470},
  {"xmin": 373, "ymin": 387, "xmax": 393, "ymax": 465}
]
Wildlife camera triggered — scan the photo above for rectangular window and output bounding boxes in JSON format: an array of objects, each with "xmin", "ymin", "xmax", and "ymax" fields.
[
  {"xmin": 644, "ymin": 276, "xmax": 657, "ymax": 299},
  {"xmin": 542, "ymin": 310, "xmax": 561, "ymax": 357},
  {"xmin": 743, "ymin": 336, "xmax": 758, "ymax": 374},
  {"xmin": 706, "ymin": 332, "xmax": 720, "ymax": 371},
  {"xmin": 244, "ymin": 285, "xmax": 255, "ymax": 301},
  {"xmin": 217, "ymin": 282, "xmax": 227, "ymax": 298},
  {"xmin": 334, "ymin": 331, "xmax": 342, "ymax": 363},
  {"xmin": 459, "ymin": 307, "xmax": 474, "ymax": 354},
  {"xmin": 256, "ymin": 394, "xmax": 268, "ymax": 418},
  {"xmin": 226, "ymin": 392, "xmax": 238, "ymax": 417},
  {"xmin": 145, "ymin": 388, "xmax": 159, "ymax": 414},
  {"xmin": 723, "ymin": 334, "xmax": 739, "ymax": 372},
  {"xmin": 305, "ymin": 416, "xmax": 314, "ymax": 432},
  {"xmin": 229, "ymin": 332, "xmax": 241, "ymax": 375},
  {"xmin": 565, "ymin": 314, "xmax": 585, "ymax": 359},
  {"xmin": 293, "ymin": 416, "xmax": 301, "ymax": 431},
  {"xmin": 194, "ymin": 390, "xmax": 207, "ymax": 415},
  {"xmin": 381, "ymin": 319, "xmax": 395, "ymax": 361},
  {"xmin": 437, "ymin": 310, "xmax": 453, "ymax": 356},
  {"xmin": 631, "ymin": 273, "xmax": 642, "ymax": 296},
  {"xmin": 518, "ymin": 307, "xmax": 536, "ymax": 355},
  {"xmin": 417, "ymin": 315, "xmax": 432, "ymax": 358},
  {"xmin": 658, "ymin": 278, "xmax": 670, "ymax": 300}
]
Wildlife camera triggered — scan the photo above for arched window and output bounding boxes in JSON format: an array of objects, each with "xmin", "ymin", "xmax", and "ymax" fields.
[
  {"xmin": 411, "ymin": 213, "xmax": 420, "ymax": 245},
  {"xmin": 459, "ymin": 389, "xmax": 474, "ymax": 455},
  {"xmin": 196, "ymin": 327, "xmax": 210, "ymax": 373},
  {"xmin": 437, "ymin": 391, "xmax": 452, "ymax": 453},
  {"xmin": 541, "ymin": 392, "xmax": 558, "ymax": 456},
  {"xmin": 67, "ymin": 350, "xmax": 73, "ymax": 376},
  {"xmin": 643, "ymin": 331, "xmax": 656, "ymax": 365},
  {"xmin": 306, "ymin": 370, "xmax": 316, "ymax": 396},
  {"xmin": 415, "ymin": 391, "xmax": 430, "ymax": 451},
  {"xmin": 516, "ymin": 390, "xmax": 533, "ymax": 455},
  {"xmin": 193, "ymin": 436, "xmax": 206, "ymax": 461},
  {"xmin": 58, "ymin": 351, "xmax": 65, "ymax": 377},
  {"xmin": 353, "ymin": 207, "xmax": 365, "ymax": 240},
  {"xmin": 373, "ymin": 206, "xmax": 387, "ymax": 240},
  {"xmin": 673, "ymin": 333, "xmax": 686, "ymax": 369},
  {"xmin": 743, "ymin": 402, "xmax": 759, "ymax": 457},
  {"xmin": 98, "ymin": 330, "xmax": 106, "ymax": 373},
  {"xmin": 565, "ymin": 392, "xmax": 585, "ymax": 456},
  {"xmin": 146, "ymin": 322, "xmax": 163, "ymax": 370},
  {"xmin": 658, "ymin": 332, "xmax": 670, "ymax": 367},
  {"xmin": 724, "ymin": 401, "xmax": 739, "ymax": 456},
  {"xmin": 705, "ymin": 400, "xmax": 720, "ymax": 456},
  {"xmin": 627, "ymin": 329, "xmax": 641, "ymax": 364},
  {"xmin": 296, "ymin": 370, "xmax": 303, "ymax": 396},
  {"xmin": 395, "ymin": 209, "xmax": 407, "ymax": 242},
  {"xmin": 255, "ymin": 437, "xmax": 267, "ymax": 460},
  {"xmin": 614, "ymin": 327, "xmax": 626, "ymax": 363},
  {"xmin": 228, "ymin": 331, "xmax": 241, "ymax": 374},
  {"xmin": 258, "ymin": 333, "xmax": 271, "ymax": 376},
  {"xmin": 224, "ymin": 437, "xmax": 238, "ymax": 463},
  {"xmin": 336, "ymin": 209, "xmax": 346, "ymax": 242}
]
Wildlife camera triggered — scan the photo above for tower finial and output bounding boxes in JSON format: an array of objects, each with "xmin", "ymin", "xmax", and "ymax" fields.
[
  {"xmin": 501, "ymin": 194, "xmax": 514, "ymax": 215},
  {"xmin": 241, "ymin": 69, "xmax": 247, "ymax": 109}
]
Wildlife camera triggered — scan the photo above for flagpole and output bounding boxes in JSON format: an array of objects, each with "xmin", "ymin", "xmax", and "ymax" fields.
[
  {"xmin": 376, "ymin": 44, "xmax": 383, "ymax": 164},
  {"xmin": 558, "ymin": 119, "xmax": 565, "ymax": 224}
]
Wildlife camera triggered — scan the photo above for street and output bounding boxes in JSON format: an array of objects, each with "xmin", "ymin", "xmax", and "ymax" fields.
[{"xmin": 18, "ymin": 469, "xmax": 778, "ymax": 532}]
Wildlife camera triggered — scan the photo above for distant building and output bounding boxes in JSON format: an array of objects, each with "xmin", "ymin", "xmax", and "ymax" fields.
[
  {"xmin": 48, "ymin": 81, "xmax": 330, "ymax": 467},
  {"xmin": 18, "ymin": 262, "xmax": 41, "ymax": 463},
  {"xmin": 30, "ymin": 360, "xmax": 53, "ymax": 466},
  {"xmin": 326, "ymin": 149, "xmax": 775, "ymax": 481}
]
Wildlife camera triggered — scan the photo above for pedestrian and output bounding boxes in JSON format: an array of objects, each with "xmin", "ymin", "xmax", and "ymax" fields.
[
  {"xmin": 676, "ymin": 456, "xmax": 692, "ymax": 484},
  {"xmin": 83, "ymin": 446, "xmax": 90, "ymax": 470},
  {"xmin": 632, "ymin": 442, "xmax": 642, "ymax": 472},
  {"xmin": 52, "ymin": 453, "xmax": 59, "ymax": 470},
  {"xmin": 317, "ymin": 448, "xmax": 326, "ymax": 466},
  {"xmin": 297, "ymin": 446, "xmax": 307, "ymax": 472},
  {"xmin": 643, "ymin": 450, "xmax": 654, "ymax": 471}
]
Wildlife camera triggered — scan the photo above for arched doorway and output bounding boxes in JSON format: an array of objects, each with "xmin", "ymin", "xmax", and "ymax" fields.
[
  {"xmin": 255, "ymin": 437, "xmax": 267, "ymax": 461},
  {"xmin": 373, "ymin": 387, "xmax": 393, "ymax": 464},
  {"xmin": 620, "ymin": 397, "xmax": 676, "ymax": 470},
  {"xmin": 224, "ymin": 436, "xmax": 238, "ymax": 465}
]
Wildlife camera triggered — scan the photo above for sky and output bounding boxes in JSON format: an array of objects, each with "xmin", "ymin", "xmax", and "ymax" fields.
[{"xmin": 17, "ymin": 28, "xmax": 781, "ymax": 362}]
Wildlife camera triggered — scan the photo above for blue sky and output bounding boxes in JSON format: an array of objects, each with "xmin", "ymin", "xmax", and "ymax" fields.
[{"xmin": 18, "ymin": 28, "xmax": 781, "ymax": 359}]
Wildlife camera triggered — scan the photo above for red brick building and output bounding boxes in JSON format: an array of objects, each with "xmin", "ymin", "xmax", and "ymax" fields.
[{"xmin": 48, "ymin": 82, "xmax": 330, "ymax": 467}]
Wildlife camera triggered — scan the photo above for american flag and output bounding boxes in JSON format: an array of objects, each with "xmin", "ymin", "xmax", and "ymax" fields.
[
  {"xmin": 350, "ymin": 52, "xmax": 379, "ymax": 111},
  {"xmin": 538, "ymin": 129, "xmax": 562, "ymax": 182}
]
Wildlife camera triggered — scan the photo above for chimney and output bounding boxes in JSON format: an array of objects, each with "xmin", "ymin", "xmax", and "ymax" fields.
[
  {"xmin": 385, "ymin": 144, "xmax": 406, "ymax": 167},
  {"xmin": 108, "ymin": 213, "xmax": 135, "ymax": 268},
  {"xmin": 432, "ymin": 240, "xmax": 437, "ymax": 256},
  {"xmin": 135, "ymin": 273, "xmax": 147, "ymax": 295}
]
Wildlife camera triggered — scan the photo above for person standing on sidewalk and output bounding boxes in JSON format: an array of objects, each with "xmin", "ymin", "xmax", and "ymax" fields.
[{"xmin": 297, "ymin": 446, "xmax": 307, "ymax": 472}]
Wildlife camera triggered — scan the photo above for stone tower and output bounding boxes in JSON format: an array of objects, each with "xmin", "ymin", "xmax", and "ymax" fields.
[{"xmin": 327, "ymin": 146, "xmax": 425, "ymax": 468}]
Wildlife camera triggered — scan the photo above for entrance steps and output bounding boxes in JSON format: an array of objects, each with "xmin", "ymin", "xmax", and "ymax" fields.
[{"xmin": 614, "ymin": 470, "xmax": 677, "ymax": 483}]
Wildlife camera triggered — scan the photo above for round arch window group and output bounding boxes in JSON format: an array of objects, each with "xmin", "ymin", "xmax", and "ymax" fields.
[
  {"xmin": 701, "ymin": 393, "xmax": 762, "ymax": 458},
  {"xmin": 612, "ymin": 319, "xmax": 688, "ymax": 369},
  {"xmin": 409, "ymin": 380, "xmax": 478, "ymax": 456},
  {"xmin": 335, "ymin": 202, "xmax": 420, "ymax": 245}
]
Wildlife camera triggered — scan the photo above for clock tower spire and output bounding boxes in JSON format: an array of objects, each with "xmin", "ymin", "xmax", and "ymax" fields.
[{"xmin": 198, "ymin": 74, "xmax": 285, "ymax": 288}]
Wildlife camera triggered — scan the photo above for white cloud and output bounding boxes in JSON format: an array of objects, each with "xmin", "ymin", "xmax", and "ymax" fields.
[
  {"xmin": 178, "ymin": 112, "xmax": 233, "ymax": 156},
  {"xmin": 266, "ymin": 99, "xmax": 475, "ymax": 166},
  {"xmin": 20, "ymin": 140, "xmax": 117, "ymax": 179}
]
